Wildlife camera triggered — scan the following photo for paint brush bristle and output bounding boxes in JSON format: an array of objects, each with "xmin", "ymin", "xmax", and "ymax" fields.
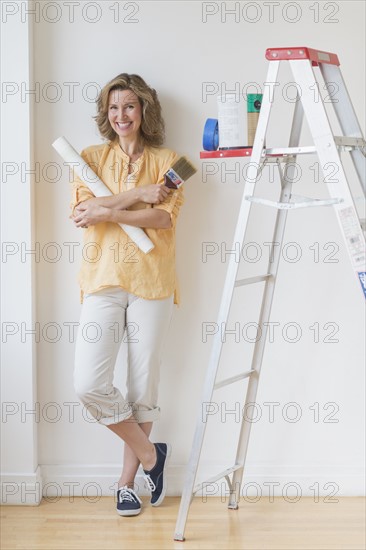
[
  {"xmin": 164, "ymin": 156, "xmax": 197, "ymax": 189},
  {"xmin": 171, "ymin": 156, "xmax": 197, "ymax": 182}
]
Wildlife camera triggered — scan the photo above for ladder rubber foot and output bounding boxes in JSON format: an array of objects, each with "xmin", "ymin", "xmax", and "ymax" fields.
[
  {"xmin": 228, "ymin": 504, "xmax": 239, "ymax": 510},
  {"xmin": 174, "ymin": 535, "xmax": 185, "ymax": 542}
]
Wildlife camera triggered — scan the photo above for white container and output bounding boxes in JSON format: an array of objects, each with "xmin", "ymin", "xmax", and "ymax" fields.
[{"xmin": 217, "ymin": 94, "xmax": 246, "ymax": 148}]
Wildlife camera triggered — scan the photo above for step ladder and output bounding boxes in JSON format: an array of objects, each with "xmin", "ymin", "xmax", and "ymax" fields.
[{"xmin": 174, "ymin": 46, "xmax": 366, "ymax": 541}]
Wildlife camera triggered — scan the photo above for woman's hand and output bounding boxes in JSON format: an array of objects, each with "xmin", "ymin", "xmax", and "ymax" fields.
[
  {"xmin": 73, "ymin": 202, "xmax": 111, "ymax": 228},
  {"xmin": 139, "ymin": 184, "xmax": 170, "ymax": 204}
]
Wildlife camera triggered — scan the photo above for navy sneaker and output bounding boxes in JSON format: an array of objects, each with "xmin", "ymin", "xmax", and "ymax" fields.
[
  {"xmin": 143, "ymin": 442, "xmax": 171, "ymax": 506},
  {"xmin": 116, "ymin": 486, "xmax": 142, "ymax": 516}
]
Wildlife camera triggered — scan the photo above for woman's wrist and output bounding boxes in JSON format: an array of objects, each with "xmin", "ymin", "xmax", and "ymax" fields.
[
  {"xmin": 108, "ymin": 208, "xmax": 118, "ymax": 224},
  {"xmin": 114, "ymin": 187, "xmax": 142, "ymax": 208},
  {"xmin": 133, "ymin": 187, "xmax": 142, "ymax": 203}
]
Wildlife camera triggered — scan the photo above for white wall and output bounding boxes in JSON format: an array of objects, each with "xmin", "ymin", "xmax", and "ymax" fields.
[
  {"xmin": 1, "ymin": 1, "xmax": 41, "ymax": 504},
  {"xmin": 1, "ymin": 0, "xmax": 365, "ymax": 503}
]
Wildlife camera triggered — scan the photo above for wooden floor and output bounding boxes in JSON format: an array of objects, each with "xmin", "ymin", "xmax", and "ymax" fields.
[{"xmin": 1, "ymin": 497, "xmax": 365, "ymax": 550}]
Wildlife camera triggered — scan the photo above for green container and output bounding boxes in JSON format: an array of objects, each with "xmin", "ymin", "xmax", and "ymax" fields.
[{"xmin": 247, "ymin": 94, "xmax": 263, "ymax": 113}]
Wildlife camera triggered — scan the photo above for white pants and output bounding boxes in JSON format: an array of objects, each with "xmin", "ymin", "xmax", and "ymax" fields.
[{"xmin": 74, "ymin": 287, "xmax": 174, "ymax": 425}]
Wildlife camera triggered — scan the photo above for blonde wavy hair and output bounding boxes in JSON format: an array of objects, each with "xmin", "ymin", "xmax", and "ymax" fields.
[{"xmin": 95, "ymin": 73, "xmax": 165, "ymax": 147}]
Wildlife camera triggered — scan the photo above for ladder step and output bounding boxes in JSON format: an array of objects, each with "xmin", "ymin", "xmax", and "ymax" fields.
[
  {"xmin": 193, "ymin": 465, "xmax": 242, "ymax": 495},
  {"xmin": 334, "ymin": 136, "xmax": 366, "ymax": 148},
  {"xmin": 235, "ymin": 274, "xmax": 271, "ymax": 287},
  {"xmin": 265, "ymin": 146, "xmax": 316, "ymax": 157},
  {"xmin": 214, "ymin": 370, "xmax": 255, "ymax": 391},
  {"xmin": 264, "ymin": 138, "xmax": 365, "ymax": 158},
  {"xmin": 245, "ymin": 196, "xmax": 343, "ymax": 210}
]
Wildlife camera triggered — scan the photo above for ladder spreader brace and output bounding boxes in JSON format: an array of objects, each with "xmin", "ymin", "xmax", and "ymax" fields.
[{"xmin": 174, "ymin": 46, "xmax": 366, "ymax": 542}]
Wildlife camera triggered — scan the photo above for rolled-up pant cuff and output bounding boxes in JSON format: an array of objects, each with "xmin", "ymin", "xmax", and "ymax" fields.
[
  {"xmin": 98, "ymin": 405, "xmax": 161, "ymax": 426},
  {"xmin": 99, "ymin": 407, "xmax": 134, "ymax": 426},
  {"xmin": 133, "ymin": 406, "xmax": 161, "ymax": 423}
]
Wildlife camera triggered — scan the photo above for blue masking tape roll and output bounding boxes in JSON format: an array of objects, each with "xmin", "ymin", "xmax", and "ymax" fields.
[{"xmin": 203, "ymin": 118, "xmax": 219, "ymax": 151}]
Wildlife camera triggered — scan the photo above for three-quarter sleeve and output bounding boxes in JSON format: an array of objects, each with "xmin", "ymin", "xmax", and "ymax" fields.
[
  {"xmin": 152, "ymin": 150, "xmax": 185, "ymax": 225},
  {"xmin": 153, "ymin": 187, "xmax": 184, "ymax": 226}
]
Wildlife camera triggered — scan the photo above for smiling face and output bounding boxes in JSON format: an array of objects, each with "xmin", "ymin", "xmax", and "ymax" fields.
[{"xmin": 108, "ymin": 88, "xmax": 143, "ymax": 144}]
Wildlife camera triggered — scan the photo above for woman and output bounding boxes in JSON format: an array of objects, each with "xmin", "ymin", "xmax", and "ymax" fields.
[{"xmin": 70, "ymin": 73, "xmax": 184, "ymax": 517}]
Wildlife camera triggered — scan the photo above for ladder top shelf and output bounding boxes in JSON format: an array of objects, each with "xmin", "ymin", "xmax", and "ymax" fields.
[
  {"xmin": 266, "ymin": 47, "xmax": 340, "ymax": 66},
  {"xmin": 200, "ymin": 148, "xmax": 253, "ymax": 159}
]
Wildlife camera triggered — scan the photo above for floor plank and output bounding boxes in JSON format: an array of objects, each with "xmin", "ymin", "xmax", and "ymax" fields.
[{"xmin": 1, "ymin": 497, "xmax": 365, "ymax": 550}]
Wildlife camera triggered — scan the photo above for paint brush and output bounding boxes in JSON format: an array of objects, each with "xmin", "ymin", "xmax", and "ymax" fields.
[{"xmin": 164, "ymin": 156, "xmax": 197, "ymax": 189}]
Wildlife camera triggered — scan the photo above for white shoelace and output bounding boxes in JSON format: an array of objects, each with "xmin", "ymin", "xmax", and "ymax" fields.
[
  {"xmin": 144, "ymin": 475, "xmax": 156, "ymax": 493},
  {"xmin": 118, "ymin": 486, "xmax": 142, "ymax": 504}
]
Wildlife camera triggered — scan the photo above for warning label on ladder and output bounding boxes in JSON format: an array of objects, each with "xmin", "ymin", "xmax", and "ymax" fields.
[
  {"xmin": 358, "ymin": 272, "xmax": 366, "ymax": 298},
  {"xmin": 338, "ymin": 207, "xmax": 365, "ymax": 267}
]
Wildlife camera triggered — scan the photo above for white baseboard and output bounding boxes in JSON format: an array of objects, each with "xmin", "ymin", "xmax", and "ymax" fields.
[
  {"xmin": 2, "ymin": 463, "xmax": 364, "ymax": 505},
  {"xmin": 1, "ymin": 466, "xmax": 42, "ymax": 505}
]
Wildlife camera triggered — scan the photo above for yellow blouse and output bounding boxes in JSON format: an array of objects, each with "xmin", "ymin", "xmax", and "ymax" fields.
[{"xmin": 70, "ymin": 140, "xmax": 184, "ymax": 304}]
